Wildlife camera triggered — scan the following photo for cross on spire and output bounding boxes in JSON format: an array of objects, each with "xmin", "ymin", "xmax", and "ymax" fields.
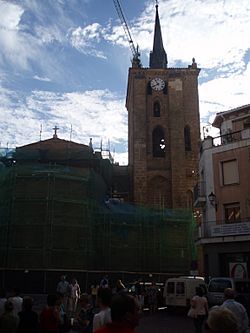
[
  {"xmin": 149, "ymin": 0, "xmax": 167, "ymax": 68},
  {"xmin": 53, "ymin": 125, "xmax": 59, "ymax": 138}
]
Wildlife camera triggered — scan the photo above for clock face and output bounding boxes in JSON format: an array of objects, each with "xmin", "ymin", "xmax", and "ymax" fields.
[{"xmin": 150, "ymin": 78, "xmax": 165, "ymax": 91}]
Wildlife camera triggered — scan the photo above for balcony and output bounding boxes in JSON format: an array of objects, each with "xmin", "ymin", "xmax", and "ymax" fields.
[
  {"xmin": 212, "ymin": 128, "xmax": 250, "ymax": 146},
  {"xmin": 195, "ymin": 218, "xmax": 250, "ymax": 242},
  {"xmin": 193, "ymin": 181, "xmax": 206, "ymax": 207}
]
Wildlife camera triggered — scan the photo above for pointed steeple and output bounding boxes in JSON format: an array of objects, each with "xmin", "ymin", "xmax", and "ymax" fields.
[{"xmin": 149, "ymin": 2, "xmax": 168, "ymax": 68}]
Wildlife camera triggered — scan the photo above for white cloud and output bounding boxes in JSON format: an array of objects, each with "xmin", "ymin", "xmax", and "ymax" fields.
[
  {"xmin": 105, "ymin": 0, "xmax": 250, "ymax": 71},
  {"xmin": 69, "ymin": 23, "xmax": 108, "ymax": 58},
  {"xmin": 199, "ymin": 62, "xmax": 250, "ymax": 120},
  {"xmin": 33, "ymin": 75, "xmax": 51, "ymax": 82},
  {"xmin": 105, "ymin": 0, "xmax": 250, "ymax": 128},
  {"xmin": 35, "ymin": 25, "xmax": 65, "ymax": 44},
  {"xmin": 0, "ymin": 2, "xmax": 41, "ymax": 69},
  {"xmin": 1, "ymin": 0, "xmax": 250, "ymax": 166},
  {"xmin": 0, "ymin": 1, "xmax": 23, "ymax": 30},
  {"xmin": 0, "ymin": 1, "xmax": 75, "ymax": 74},
  {"xmin": 21, "ymin": 0, "xmax": 74, "ymax": 44},
  {"xmin": 141, "ymin": 0, "xmax": 250, "ymax": 69},
  {"xmin": 0, "ymin": 87, "xmax": 127, "ymax": 162},
  {"xmin": 113, "ymin": 152, "xmax": 128, "ymax": 166}
]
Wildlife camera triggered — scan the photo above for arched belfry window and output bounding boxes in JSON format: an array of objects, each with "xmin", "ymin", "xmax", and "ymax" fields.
[
  {"xmin": 153, "ymin": 101, "xmax": 160, "ymax": 117},
  {"xmin": 184, "ymin": 125, "xmax": 192, "ymax": 151},
  {"xmin": 152, "ymin": 127, "xmax": 166, "ymax": 157}
]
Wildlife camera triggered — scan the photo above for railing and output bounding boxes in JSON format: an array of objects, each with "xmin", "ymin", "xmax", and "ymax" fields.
[
  {"xmin": 212, "ymin": 128, "xmax": 250, "ymax": 147},
  {"xmin": 195, "ymin": 218, "xmax": 250, "ymax": 240}
]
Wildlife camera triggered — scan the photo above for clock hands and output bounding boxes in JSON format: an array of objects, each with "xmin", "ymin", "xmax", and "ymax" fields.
[
  {"xmin": 151, "ymin": 83, "xmax": 159, "ymax": 88},
  {"xmin": 150, "ymin": 78, "xmax": 165, "ymax": 91}
]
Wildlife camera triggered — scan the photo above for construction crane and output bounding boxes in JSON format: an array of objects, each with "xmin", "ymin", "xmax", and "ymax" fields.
[{"xmin": 113, "ymin": 0, "xmax": 142, "ymax": 67}]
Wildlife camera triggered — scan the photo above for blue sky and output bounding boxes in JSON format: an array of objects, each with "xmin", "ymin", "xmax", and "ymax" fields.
[{"xmin": 1, "ymin": 0, "xmax": 250, "ymax": 164}]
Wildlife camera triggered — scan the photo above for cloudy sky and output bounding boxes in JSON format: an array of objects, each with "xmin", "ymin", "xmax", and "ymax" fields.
[{"xmin": 1, "ymin": 0, "xmax": 250, "ymax": 164}]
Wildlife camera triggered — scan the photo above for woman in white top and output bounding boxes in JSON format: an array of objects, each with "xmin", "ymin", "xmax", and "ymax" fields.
[
  {"xmin": 8, "ymin": 288, "xmax": 23, "ymax": 317},
  {"xmin": 191, "ymin": 286, "xmax": 208, "ymax": 333},
  {"xmin": 68, "ymin": 278, "xmax": 81, "ymax": 315},
  {"xmin": 93, "ymin": 288, "xmax": 112, "ymax": 331}
]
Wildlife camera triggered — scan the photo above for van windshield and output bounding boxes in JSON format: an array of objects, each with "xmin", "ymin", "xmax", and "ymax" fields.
[{"xmin": 208, "ymin": 279, "xmax": 232, "ymax": 292}]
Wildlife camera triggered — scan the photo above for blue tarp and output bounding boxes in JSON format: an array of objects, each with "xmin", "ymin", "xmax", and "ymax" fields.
[{"xmin": 104, "ymin": 199, "xmax": 193, "ymax": 221}]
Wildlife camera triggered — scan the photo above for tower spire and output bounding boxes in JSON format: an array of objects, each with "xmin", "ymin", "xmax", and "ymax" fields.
[{"xmin": 149, "ymin": 1, "xmax": 167, "ymax": 68}]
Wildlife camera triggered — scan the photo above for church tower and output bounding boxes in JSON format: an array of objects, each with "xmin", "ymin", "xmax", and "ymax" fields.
[{"xmin": 126, "ymin": 3, "xmax": 200, "ymax": 209}]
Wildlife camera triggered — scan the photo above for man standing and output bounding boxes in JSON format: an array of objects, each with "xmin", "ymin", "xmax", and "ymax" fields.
[
  {"xmin": 221, "ymin": 288, "xmax": 249, "ymax": 333},
  {"xmin": 73, "ymin": 293, "xmax": 94, "ymax": 333},
  {"xmin": 93, "ymin": 294, "xmax": 139, "ymax": 333},
  {"xmin": 93, "ymin": 288, "xmax": 112, "ymax": 331},
  {"xmin": 100, "ymin": 275, "xmax": 109, "ymax": 289},
  {"xmin": 56, "ymin": 275, "xmax": 70, "ymax": 311}
]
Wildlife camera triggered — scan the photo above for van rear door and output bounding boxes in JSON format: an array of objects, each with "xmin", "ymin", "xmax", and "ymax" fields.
[
  {"xmin": 175, "ymin": 281, "xmax": 186, "ymax": 306},
  {"xmin": 165, "ymin": 280, "xmax": 186, "ymax": 307},
  {"xmin": 165, "ymin": 281, "xmax": 175, "ymax": 306}
]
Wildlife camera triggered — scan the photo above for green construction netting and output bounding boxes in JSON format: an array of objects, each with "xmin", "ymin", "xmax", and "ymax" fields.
[{"xmin": 0, "ymin": 160, "xmax": 197, "ymax": 274}]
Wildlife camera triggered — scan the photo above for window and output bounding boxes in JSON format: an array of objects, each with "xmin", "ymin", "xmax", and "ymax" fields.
[
  {"xmin": 152, "ymin": 127, "xmax": 165, "ymax": 157},
  {"xmin": 167, "ymin": 282, "xmax": 175, "ymax": 294},
  {"xmin": 208, "ymin": 278, "xmax": 232, "ymax": 292},
  {"xmin": 184, "ymin": 125, "xmax": 191, "ymax": 151},
  {"xmin": 243, "ymin": 116, "xmax": 250, "ymax": 128},
  {"xmin": 153, "ymin": 101, "xmax": 160, "ymax": 117},
  {"xmin": 221, "ymin": 159, "xmax": 239, "ymax": 185},
  {"xmin": 224, "ymin": 203, "xmax": 241, "ymax": 223},
  {"xmin": 176, "ymin": 282, "xmax": 185, "ymax": 294}
]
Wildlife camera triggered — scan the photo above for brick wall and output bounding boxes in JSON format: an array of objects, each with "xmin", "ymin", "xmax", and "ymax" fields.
[{"xmin": 127, "ymin": 67, "xmax": 200, "ymax": 209}]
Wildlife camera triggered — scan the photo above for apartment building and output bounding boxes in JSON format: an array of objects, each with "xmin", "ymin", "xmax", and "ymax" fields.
[{"xmin": 194, "ymin": 105, "xmax": 250, "ymax": 278}]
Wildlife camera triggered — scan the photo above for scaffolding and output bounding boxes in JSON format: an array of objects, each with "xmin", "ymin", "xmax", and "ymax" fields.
[
  {"xmin": 93, "ymin": 201, "xmax": 195, "ymax": 274},
  {"xmin": 0, "ymin": 151, "xmax": 196, "ymax": 277}
]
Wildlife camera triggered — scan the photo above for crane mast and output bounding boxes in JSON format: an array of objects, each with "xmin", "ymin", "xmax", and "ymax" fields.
[{"xmin": 113, "ymin": 0, "xmax": 142, "ymax": 67}]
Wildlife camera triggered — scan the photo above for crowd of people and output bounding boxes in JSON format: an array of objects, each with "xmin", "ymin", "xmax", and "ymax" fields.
[
  {"xmin": 0, "ymin": 275, "xmax": 141, "ymax": 333},
  {"xmin": 189, "ymin": 286, "xmax": 249, "ymax": 333},
  {"xmin": 0, "ymin": 275, "xmax": 249, "ymax": 333}
]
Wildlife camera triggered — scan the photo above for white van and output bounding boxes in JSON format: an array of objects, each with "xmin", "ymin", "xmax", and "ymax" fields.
[
  {"xmin": 207, "ymin": 277, "xmax": 250, "ymax": 307},
  {"xmin": 163, "ymin": 276, "xmax": 207, "ymax": 309}
]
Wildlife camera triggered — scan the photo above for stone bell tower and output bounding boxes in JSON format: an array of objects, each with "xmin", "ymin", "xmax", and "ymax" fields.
[{"xmin": 126, "ymin": 3, "xmax": 200, "ymax": 209}]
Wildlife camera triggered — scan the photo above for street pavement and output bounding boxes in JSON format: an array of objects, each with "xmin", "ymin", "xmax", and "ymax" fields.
[{"xmin": 136, "ymin": 309, "xmax": 194, "ymax": 333}]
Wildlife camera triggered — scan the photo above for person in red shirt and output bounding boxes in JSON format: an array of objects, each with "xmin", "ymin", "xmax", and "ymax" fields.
[
  {"xmin": 40, "ymin": 294, "xmax": 60, "ymax": 333},
  {"xmin": 93, "ymin": 293, "xmax": 139, "ymax": 333}
]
